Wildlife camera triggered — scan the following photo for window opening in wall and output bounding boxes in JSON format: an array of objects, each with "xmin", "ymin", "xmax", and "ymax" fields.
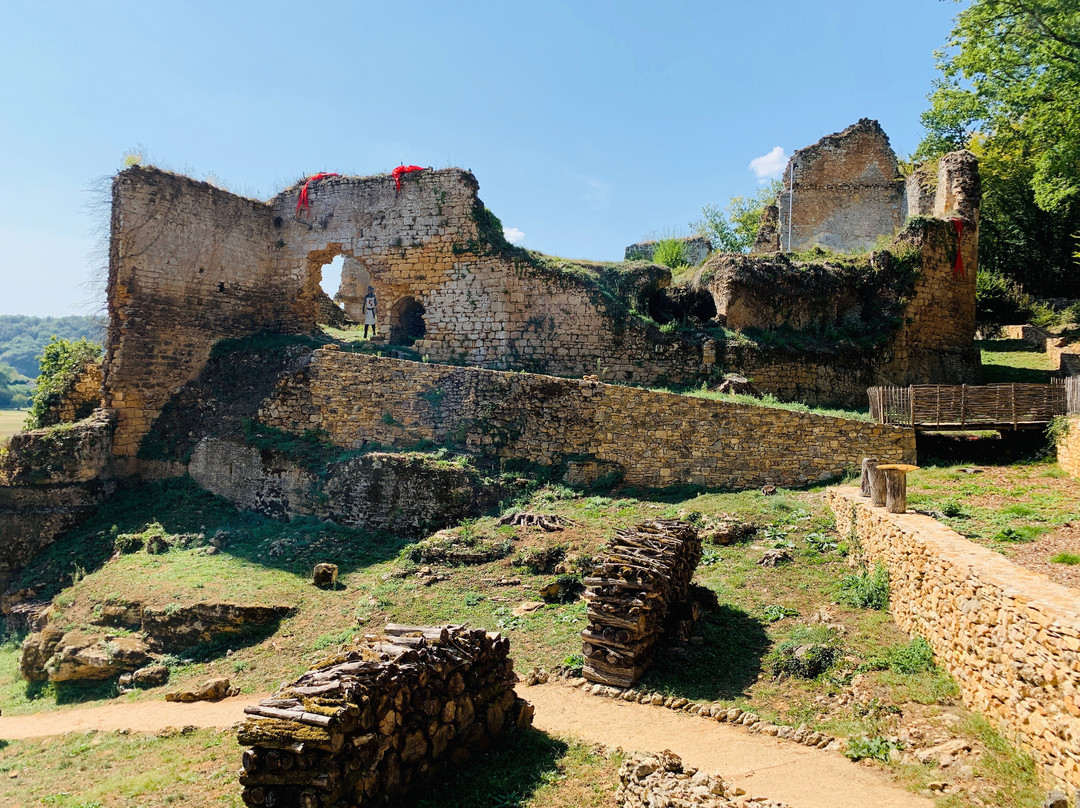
[
  {"xmin": 314, "ymin": 254, "xmax": 351, "ymax": 326},
  {"xmin": 319, "ymin": 255, "xmax": 345, "ymax": 303},
  {"xmin": 390, "ymin": 296, "xmax": 427, "ymax": 345}
]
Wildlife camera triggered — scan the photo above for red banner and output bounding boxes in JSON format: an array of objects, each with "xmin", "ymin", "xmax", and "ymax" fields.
[
  {"xmin": 951, "ymin": 217, "xmax": 965, "ymax": 279},
  {"xmin": 295, "ymin": 173, "xmax": 340, "ymax": 216},
  {"xmin": 392, "ymin": 165, "xmax": 426, "ymax": 192}
]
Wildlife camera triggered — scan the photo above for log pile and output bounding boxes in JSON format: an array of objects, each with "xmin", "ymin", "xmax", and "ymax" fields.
[
  {"xmin": 581, "ymin": 520, "xmax": 702, "ymax": 688},
  {"xmin": 237, "ymin": 624, "xmax": 533, "ymax": 808}
]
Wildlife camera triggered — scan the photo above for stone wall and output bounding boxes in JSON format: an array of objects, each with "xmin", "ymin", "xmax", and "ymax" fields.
[
  {"xmin": 703, "ymin": 208, "xmax": 980, "ymax": 402},
  {"xmin": 625, "ymin": 235, "xmax": 712, "ymax": 266},
  {"xmin": 105, "ymin": 168, "xmax": 295, "ymax": 462},
  {"xmin": 1058, "ymin": 415, "xmax": 1080, "ymax": 480},
  {"xmin": 877, "ymin": 216, "xmax": 979, "ymax": 387},
  {"xmin": 257, "ymin": 350, "xmax": 915, "ymax": 490},
  {"xmin": 188, "ymin": 438, "xmax": 504, "ymax": 536},
  {"xmin": 39, "ymin": 361, "xmax": 103, "ymax": 427},
  {"xmin": 0, "ymin": 411, "xmax": 117, "ymax": 592},
  {"xmin": 828, "ymin": 487, "xmax": 1080, "ymax": 790},
  {"xmin": 106, "ymin": 166, "xmax": 714, "ymax": 466},
  {"xmin": 776, "ymin": 119, "xmax": 906, "ymax": 253}
]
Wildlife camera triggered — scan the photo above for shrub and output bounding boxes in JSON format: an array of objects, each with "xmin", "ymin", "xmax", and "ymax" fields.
[
  {"xmin": 761, "ymin": 604, "xmax": 799, "ymax": 623},
  {"xmin": 1051, "ymin": 552, "xmax": 1080, "ymax": 565},
  {"xmin": 836, "ymin": 563, "xmax": 889, "ymax": 610},
  {"xmin": 652, "ymin": 238, "xmax": 688, "ymax": 269},
  {"xmin": 24, "ymin": 336, "xmax": 103, "ymax": 429},
  {"xmin": 767, "ymin": 625, "xmax": 842, "ymax": 679},
  {"xmin": 885, "ymin": 636, "xmax": 935, "ymax": 674},
  {"xmin": 844, "ymin": 736, "xmax": 901, "ymax": 762}
]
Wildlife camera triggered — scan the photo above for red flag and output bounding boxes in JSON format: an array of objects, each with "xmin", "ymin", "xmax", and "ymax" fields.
[
  {"xmin": 950, "ymin": 218, "xmax": 965, "ymax": 279},
  {"xmin": 295, "ymin": 173, "xmax": 340, "ymax": 216},
  {"xmin": 392, "ymin": 165, "xmax": 426, "ymax": 192}
]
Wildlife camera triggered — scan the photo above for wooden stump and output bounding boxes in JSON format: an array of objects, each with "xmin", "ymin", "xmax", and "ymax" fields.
[
  {"xmin": 877, "ymin": 464, "xmax": 918, "ymax": 514},
  {"xmin": 859, "ymin": 458, "xmax": 878, "ymax": 498},
  {"xmin": 868, "ymin": 464, "xmax": 887, "ymax": 507}
]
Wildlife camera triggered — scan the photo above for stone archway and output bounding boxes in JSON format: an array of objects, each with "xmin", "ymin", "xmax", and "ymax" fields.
[{"xmin": 389, "ymin": 297, "xmax": 427, "ymax": 345}]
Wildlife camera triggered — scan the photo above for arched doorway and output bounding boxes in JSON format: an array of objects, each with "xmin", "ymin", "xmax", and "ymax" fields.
[{"xmin": 390, "ymin": 297, "xmax": 427, "ymax": 345}]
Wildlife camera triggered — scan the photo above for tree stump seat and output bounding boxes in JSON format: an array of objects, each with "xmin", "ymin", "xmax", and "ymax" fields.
[{"xmin": 875, "ymin": 464, "xmax": 918, "ymax": 514}]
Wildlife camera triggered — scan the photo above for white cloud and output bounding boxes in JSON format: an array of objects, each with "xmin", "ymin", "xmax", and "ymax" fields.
[
  {"xmin": 503, "ymin": 227, "xmax": 526, "ymax": 244},
  {"xmin": 749, "ymin": 146, "xmax": 788, "ymax": 181}
]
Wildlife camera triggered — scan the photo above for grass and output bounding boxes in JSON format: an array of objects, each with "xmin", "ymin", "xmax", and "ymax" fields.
[
  {"xmin": 0, "ymin": 725, "xmax": 619, "ymax": 808},
  {"xmin": 0, "ymin": 408, "xmax": 27, "ymax": 441},
  {"xmin": 978, "ymin": 338, "xmax": 1057, "ymax": 384},
  {"xmin": 906, "ymin": 460, "xmax": 1080, "ymax": 550},
  {"xmin": 0, "ymin": 727, "xmax": 243, "ymax": 808},
  {"xmin": 646, "ymin": 383, "xmax": 874, "ymax": 422},
  {"xmin": 1050, "ymin": 552, "xmax": 1080, "ymax": 565},
  {"xmin": 1, "ymin": 469, "xmax": 1055, "ymax": 807}
]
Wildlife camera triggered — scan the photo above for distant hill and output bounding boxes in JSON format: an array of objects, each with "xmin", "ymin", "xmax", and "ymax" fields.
[
  {"xmin": 0, "ymin": 315, "xmax": 106, "ymax": 378},
  {"xmin": 0, "ymin": 315, "xmax": 106, "ymax": 409}
]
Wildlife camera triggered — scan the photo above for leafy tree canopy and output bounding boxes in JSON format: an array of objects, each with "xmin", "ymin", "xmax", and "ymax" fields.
[{"xmin": 918, "ymin": 0, "xmax": 1080, "ymax": 212}]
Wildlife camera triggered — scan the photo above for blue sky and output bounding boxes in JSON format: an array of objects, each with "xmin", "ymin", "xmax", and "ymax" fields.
[{"xmin": 0, "ymin": 1, "xmax": 962, "ymax": 316}]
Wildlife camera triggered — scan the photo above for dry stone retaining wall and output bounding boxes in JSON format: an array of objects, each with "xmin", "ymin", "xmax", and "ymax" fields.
[
  {"xmin": 188, "ymin": 438, "xmax": 504, "ymax": 537},
  {"xmin": 1058, "ymin": 415, "xmax": 1080, "ymax": 480},
  {"xmin": 828, "ymin": 487, "xmax": 1080, "ymax": 790},
  {"xmin": 257, "ymin": 350, "xmax": 915, "ymax": 490},
  {"xmin": 0, "ymin": 411, "xmax": 117, "ymax": 592}
]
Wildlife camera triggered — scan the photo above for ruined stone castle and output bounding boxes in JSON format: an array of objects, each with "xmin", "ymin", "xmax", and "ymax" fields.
[{"xmin": 3, "ymin": 117, "xmax": 980, "ymax": 596}]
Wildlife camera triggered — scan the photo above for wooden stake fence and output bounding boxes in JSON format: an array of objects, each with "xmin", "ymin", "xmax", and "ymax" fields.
[{"xmin": 868, "ymin": 382, "xmax": 1066, "ymax": 429}]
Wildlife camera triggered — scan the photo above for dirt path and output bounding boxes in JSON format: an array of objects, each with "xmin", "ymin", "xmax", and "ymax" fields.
[
  {"xmin": 0, "ymin": 685, "xmax": 932, "ymax": 808},
  {"xmin": 526, "ymin": 684, "xmax": 933, "ymax": 808},
  {"xmin": 0, "ymin": 693, "xmax": 267, "ymax": 739}
]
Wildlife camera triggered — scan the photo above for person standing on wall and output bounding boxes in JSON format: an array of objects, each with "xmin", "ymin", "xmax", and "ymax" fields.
[{"xmin": 363, "ymin": 286, "xmax": 378, "ymax": 338}]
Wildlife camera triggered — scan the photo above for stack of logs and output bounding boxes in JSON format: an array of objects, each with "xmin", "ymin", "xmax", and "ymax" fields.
[
  {"xmin": 582, "ymin": 520, "xmax": 702, "ymax": 688},
  {"xmin": 237, "ymin": 624, "xmax": 533, "ymax": 808}
]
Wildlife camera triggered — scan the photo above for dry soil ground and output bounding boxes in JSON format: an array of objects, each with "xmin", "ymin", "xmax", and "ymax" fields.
[{"xmin": 0, "ymin": 684, "xmax": 933, "ymax": 808}]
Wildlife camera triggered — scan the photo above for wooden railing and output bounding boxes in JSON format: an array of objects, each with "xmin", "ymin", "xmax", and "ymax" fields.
[
  {"xmin": 868, "ymin": 382, "xmax": 1066, "ymax": 428},
  {"xmin": 1067, "ymin": 375, "xmax": 1080, "ymax": 415}
]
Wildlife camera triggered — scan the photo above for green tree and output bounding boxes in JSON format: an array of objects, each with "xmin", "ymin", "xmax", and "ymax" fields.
[
  {"xmin": 25, "ymin": 336, "xmax": 102, "ymax": 429},
  {"xmin": 917, "ymin": 1, "xmax": 1080, "ymax": 296},
  {"xmin": 919, "ymin": 1, "xmax": 1080, "ymax": 211},
  {"xmin": 691, "ymin": 180, "xmax": 781, "ymax": 254}
]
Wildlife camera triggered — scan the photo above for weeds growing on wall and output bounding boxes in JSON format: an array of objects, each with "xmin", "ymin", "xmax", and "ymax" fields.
[
  {"xmin": 652, "ymin": 237, "xmax": 689, "ymax": 269},
  {"xmin": 24, "ymin": 337, "xmax": 102, "ymax": 430}
]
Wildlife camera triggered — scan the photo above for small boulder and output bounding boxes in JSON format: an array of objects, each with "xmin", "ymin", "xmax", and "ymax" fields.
[
  {"xmin": 1043, "ymin": 790, "xmax": 1068, "ymax": 808},
  {"xmin": 46, "ymin": 633, "xmax": 152, "ymax": 682},
  {"xmin": 512, "ymin": 601, "xmax": 545, "ymax": 616},
  {"xmin": 164, "ymin": 677, "xmax": 238, "ymax": 702},
  {"xmin": 758, "ymin": 549, "xmax": 792, "ymax": 567},
  {"xmin": 119, "ymin": 664, "xmax": 170, "ymax": 688},
  {"xmin": 312, "ymin": 563, "xmax": 339, "ymax": 589}
]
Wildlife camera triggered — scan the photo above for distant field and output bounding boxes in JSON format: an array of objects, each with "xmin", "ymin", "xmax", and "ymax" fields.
[{"xmin": 0, "ymin": 409, "xmax": 26, "ymax": 441}]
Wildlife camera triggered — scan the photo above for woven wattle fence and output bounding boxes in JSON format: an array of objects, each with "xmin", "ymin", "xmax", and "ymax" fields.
[{"xmin": 868, "ymin": 382, "xmax": 1066, "ymax": 429}]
